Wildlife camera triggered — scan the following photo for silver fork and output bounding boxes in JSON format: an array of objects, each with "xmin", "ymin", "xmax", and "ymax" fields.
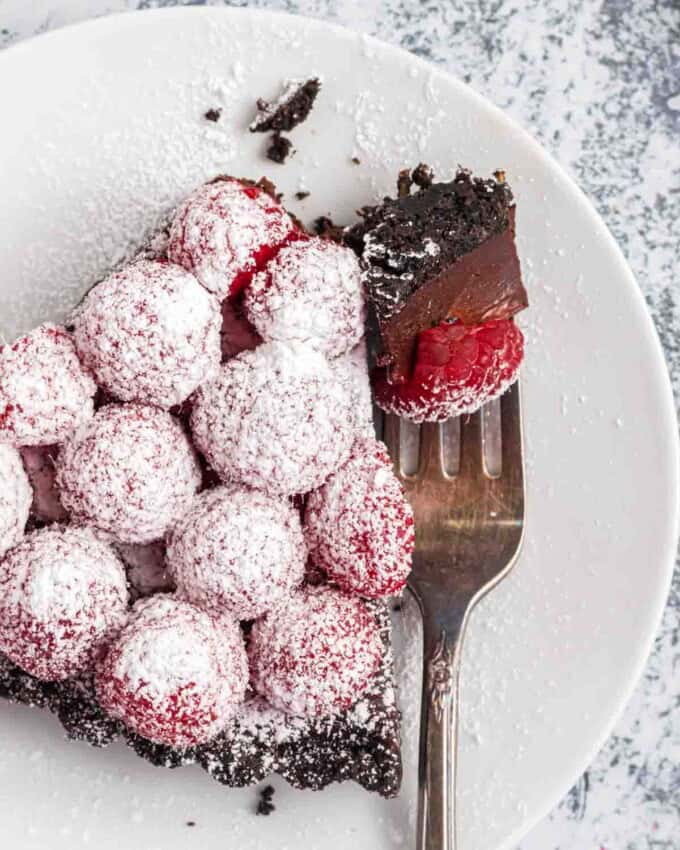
[{"xmin": 382, "ymin": 382, "xmax": 525, "ymax": 850}]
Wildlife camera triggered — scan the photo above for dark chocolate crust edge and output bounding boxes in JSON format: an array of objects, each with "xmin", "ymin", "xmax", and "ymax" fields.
[{"xmin": 0, "ymin": 603, "xmax": 402, "ymax": 798}]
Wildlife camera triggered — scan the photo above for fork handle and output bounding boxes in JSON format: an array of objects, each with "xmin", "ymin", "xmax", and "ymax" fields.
[{"xmin": 417, "ymin": 613, "xmax": 466, "ymax": 850}]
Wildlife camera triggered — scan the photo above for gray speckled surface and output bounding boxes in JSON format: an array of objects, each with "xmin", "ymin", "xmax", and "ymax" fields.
[{"xmin": 1, "ymin": 2, "xmax": 678, "ymax": 848}]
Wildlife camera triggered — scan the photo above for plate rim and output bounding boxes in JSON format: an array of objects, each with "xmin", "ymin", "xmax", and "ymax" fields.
[{"xmin": 0, "ymin": 6, "xmax": 678, "ymax": 847}]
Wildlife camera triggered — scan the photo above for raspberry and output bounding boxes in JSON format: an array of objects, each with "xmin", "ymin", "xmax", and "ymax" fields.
[
  {"xmin": 190, "ymin": 343, "xmax": 354, "ymax": 496},
  {"xmin": 0, "ymin": 444, "xmax": 31, "ymax": 558},
  {"xmin": 95, "ymin": 595, "xmax": 248, "ymax": 748},
  {"xmin": 373, "ymin": 319, "xmax": 524, "ymax": 422},
  {"xmin": 244, "ymin": 237, "xmax": 365, "ymax": 357},
  {"xmin": 304, "ymin": 438, "xmax": 414, "ymax": 599},
  {"xmin": 19, "ymin": 445, "xmax": 68, "ymax": 525},
  {"xmin": 248, "ymin": 584, "xmax": 383, "ymax": 717},
  {"xmin": 167, "ymin": 485, "xmax": 305, "ymax": 620},
  {"xmin": 57, "ymin": 404, "xmax": 201, "ymax": 544},
  {"xmin": 73, "ymin": 259, "xmax": 221, "ymax": 409},
  {"xmin": 0, "ymin": 526, "xmax": 128, "ymax": 681},
  {"xmin": 167, "ymin": 178, "xmax": 296, "ymax": 300},
  {"xmin": 0, "ymin": 324, "xmax": 96, "ymax": 446}
]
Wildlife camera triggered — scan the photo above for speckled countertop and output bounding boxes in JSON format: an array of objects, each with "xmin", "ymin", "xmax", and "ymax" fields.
[{"xmin": 1, "ymin": 1, "xmax": 678, "ymax": 848}]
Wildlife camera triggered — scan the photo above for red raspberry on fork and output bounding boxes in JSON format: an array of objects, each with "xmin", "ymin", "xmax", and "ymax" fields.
[{"xmin": 372, "ymin": 318, "xmax": 524, "ymax": 423}]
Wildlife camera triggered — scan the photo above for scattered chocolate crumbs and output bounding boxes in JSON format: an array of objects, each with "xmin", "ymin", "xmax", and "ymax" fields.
[
  {"xmin": 64, "ymin": 323, "xmax": 75, "ymax": 333},
  {"xmin": 396, "ymin": 168, "xmax": 413, "ymax": 198},
  {"xmin": 351, "ymin": 156, "xmax": 361, "ymax": 165},
  {"xmin": 392, "ymin": 602, "xmax": 402, "ymax": 612},
  {"xmin": 250, "ymin": 78, "xmax": 321, "ymax": 133},
  {"xmin": 266, "ymin": 133, "xmax": 293, "ymax": 164},
  {"xmin": 494, "ymin": 169, "xmax": 506, "ymax": 183},
  {"xmin": 295, "ymin": 191, "xmax": 310, "ymax": 201},
  {"xmin": 256, "ymin": 784, "xmax": 276, "ymax": 816},
  {"xmin": 314, "ymin": 215, "xmax": 345, "ymax": 243},
  {"xmin": 186, "ymin": 821, "xmax": 196, "ymax": 827},
  {"xmin": 204, "ymin": 108, "xmax": 222, "ymax": 122},
  {"xmin": 412, "ymin": 162, "xmax": 434, "ymax": 189}
]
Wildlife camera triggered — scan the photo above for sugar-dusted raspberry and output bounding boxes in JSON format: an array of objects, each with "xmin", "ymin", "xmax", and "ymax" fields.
[
  {"xmin": 115, "ymin": 540, "xmax": 174, "ymax": 600},
  {"xmin": 249, "ymin": 584, "xmax": 383, "ymax": 717},
  {"xmin": 373, "ymin": 319, "xmax": 524, "ymax": 423},
  {"xmin": 167, "ymin": 485, "xmax": 305, "ymax": 620},
  {"xmin": 95, "ymin": 595, "xmax": 248, "ymax": 747},
  {"xmin": 0, "ymin": 444, "xmax": 31, "ymax": 558},
  {"xmin": 73, "ymin": 260, "xmax": 221, "ymax": 409},
  {"xmin": 57, "ymin": 404, "xmax": 201, "ymax": 544},
  {"xmin": 0, "ymin": 525, "xmax": 128, "ymax": 681},
  {"xmin": 190, "ymin": 343, "xmax": 355, "ymax": 496},
  {"xmin": 0, "ymin": 323, "xmax": 96, "ymax": 446},
  {"xmin": 167, "ymin": 177, "xmax": 296, "ymax": 300},
  {"xmin": 18, "ymin": 445, "xmax": 68, "ymax": 525},
  {"xmin": 244, "ymin": 237, "xmax": 365, "ymax": 357},
  {"xmin": 304, "ymin": 438, "xmax": 414, "ymax": 599}
]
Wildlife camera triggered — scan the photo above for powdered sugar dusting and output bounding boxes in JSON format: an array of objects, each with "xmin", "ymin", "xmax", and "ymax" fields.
[
  {"xmin": 249, "ymin": 584, "xmax": 384, "ymax": 717},
  {"xmin": 305, "ymin": 437, "xmax": 414, "ymax": 599},
  {"xmin": 191, "ymin": 342, "xmax": 355, "ymax": 495},
  {"xmin": 0, "ymin": 443, "xmax": 32, "ymax": 558},
  {"xmin": 73, "ymin": 259, "xmax": 221, "ymax": 408},
  {"xmin": 0, "ymin": 324, "xmax": 96, "ymax": 447},
  {"xmin": 167, "ymin": 485, "xmax": 306, "ymax": 620},
  {"xmin": 332, "ymin": 340, "xmax": 375, "ymax": 438},
  {"xmin": 0, "ymin": 525, "xmax": 127, "ymax": 681},
  {"xmin": 95, "ymin": 595, "xmax": 248, "ymax": 748},
  {"xmin": 245, "ymin": 237, "xmax": 366, "ymax": 356},
  {"xmin": 57, "ymin": 404, "xmax": 201, "ymax": 544}
]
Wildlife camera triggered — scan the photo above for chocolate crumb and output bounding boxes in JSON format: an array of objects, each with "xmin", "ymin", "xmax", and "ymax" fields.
[
  {"xmin": 392, "ymin": 602, "xmax": 402, "ymax": 612},
  {"xmin": 250, "ymin": 78, "xmax": 321, "ymax": 133},
  {"xmin": 64, "ymin": 324, "xmax": 75, "ymax": 334},
  {"xmin": 396, "ymin": 168, "xmax": 413, "ymax": 198},
  {"xmin": 314, "ymin": 215, "xmax": 344, "ymax": 243},
  {"xmin": 412, "ymin": 163, "xmax": 434, "ymax": 189},
  {"xmin": 494, "ymin": 169, "xmax": 506, "ymax": 183},
  {"xmin": 204, "ymin": 108, "xmax": 222, "ymax": 123},
  {"xmin": 295, "ymin": 191, "xmax": 310, "ymax": 201},
  {"xmin": 266, "ymin": 133, "xmax": 293, "ymax": 164},
  {"xmin": 256, "ymin": 784, "xmax": 276, "ymax": 816},
  {"xmin": 186, "ymin": 821, "xmax": 196, "ymax": 827},
  {"xmin": 351, "ymin": 156, "xmax": 361, "ymax": 165}
]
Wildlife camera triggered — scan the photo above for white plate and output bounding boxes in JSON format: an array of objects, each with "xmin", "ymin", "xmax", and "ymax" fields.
[{"xmin": 0, "ymin": 7, "xmax": 677, "ymax": 850}]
